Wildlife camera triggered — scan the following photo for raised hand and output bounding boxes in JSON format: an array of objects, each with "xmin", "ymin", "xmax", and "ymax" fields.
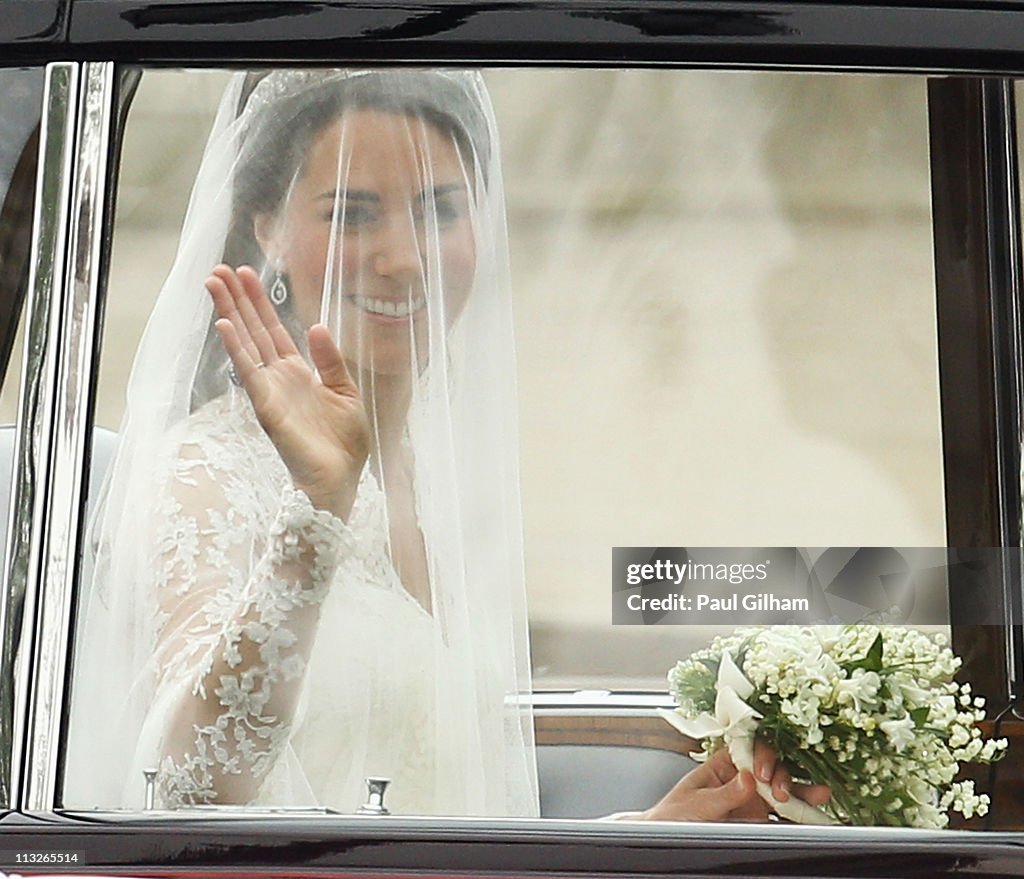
[
  {"xmin": 205, "ymin": 264, "xmax": 371, "ymax": 519},
  {"xmin": 639, "ymin": 741, "xmax": 831, "ymax": 822}
]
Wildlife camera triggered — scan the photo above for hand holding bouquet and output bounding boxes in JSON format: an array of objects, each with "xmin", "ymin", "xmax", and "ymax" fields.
[{"xmin": 660, "ymin": 626, "xmax": 1007, "ymax": 828}]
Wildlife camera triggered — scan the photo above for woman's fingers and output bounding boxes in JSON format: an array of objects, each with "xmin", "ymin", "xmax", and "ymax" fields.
[
  {"xmin": 308, "ymin": 324, "xmax": 358, "ymax": 396},
  {"xmin": 690, "ymin": 771, "xmax": 757, "ymax": 821},
  {"xmin": 669, "ymin": 749, "xmax": 735, "ymax": 795},
  {"xmin": 213, "ymin": 318, "xmax": 263, "ymax": 389},
  {"xmin": 643, "ymin": 766, "xmax": 759, "ymax": 822},
  {"xmin": 206, "ymin": 271, "xmax": 260, "ymax": 365},
  {"xmin": 208, "ymin": 265, "xmax": 357, "ymax": 399},
  {"xmin": 237, "ymin": 265, "xmax": 299, "ymax": 358},
  {"xmin": 219, "ymin": 266, "xmax": 278, "ymax": 366},
  {"xmin": 702, "ymin": 748, "xmax": 739, "ymax": 785},
  {"xmin": 763, "ymin": 762, "xmax": 830, "ymax": 807},
  {"xmin": 753, "ymin": 738, "xmax": 776, "ymax": 785},
  {"xmin": 209, "ymin": 265, "xmax": 300, "ymax": 365},
  {"xmin": 792, "ymin": 781, "xmax": 832, "ymax": 807},
  {"xmin": 644, "ymin": 745, "xmax": 832, "ymax": 823},
  {"xmin": 754, "ymin": 740, "xmax": 831, "ymax": 807},
  {"xmin": 770, "ymin": 764, "xmax": 792, "ymax": 802}
]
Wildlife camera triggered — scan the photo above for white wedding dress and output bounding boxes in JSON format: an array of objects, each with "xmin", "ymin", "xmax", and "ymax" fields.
[{"xmin": 133, "ymin": 391, "xmax": 470, "ymax": 815}]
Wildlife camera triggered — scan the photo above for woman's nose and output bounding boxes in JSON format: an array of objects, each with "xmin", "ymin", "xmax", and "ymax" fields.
[{"xmin": 369, "ymin": 216, "xmax": 422, "ymax": 280}]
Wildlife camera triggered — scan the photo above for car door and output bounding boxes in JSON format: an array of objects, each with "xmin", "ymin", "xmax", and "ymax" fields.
[{"xmin": 2, "ymin": 1, "xmax": 1024, "ymax": 876}]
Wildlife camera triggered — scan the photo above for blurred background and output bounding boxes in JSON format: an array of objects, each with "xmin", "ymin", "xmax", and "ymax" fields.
[{"xmin": 3, "ymin": 68, "xmax": 946, "ymax": 689}]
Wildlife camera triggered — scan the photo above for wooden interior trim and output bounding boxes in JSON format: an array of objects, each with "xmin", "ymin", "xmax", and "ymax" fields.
[{"xmin": 535, "ymin": 714, "xmax": 700, "ymax": 754}]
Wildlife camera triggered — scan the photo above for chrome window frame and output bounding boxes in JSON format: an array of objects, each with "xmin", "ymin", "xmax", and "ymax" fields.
[
  {"xmin": 0, "ymin": 62, "xmax": 52, "ymax": 811},
  {"xmin": 1, "ymin": 60, "xmax": 79, "ymax": 812},
  {"xmin": 4, "ymin": 60, "xmax": 114, "ymax": 813}
]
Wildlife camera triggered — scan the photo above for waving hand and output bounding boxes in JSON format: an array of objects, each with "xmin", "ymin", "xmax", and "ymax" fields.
[{"xmin": 205, "ymin": 265, "xmax": 370, "ymax": 519}]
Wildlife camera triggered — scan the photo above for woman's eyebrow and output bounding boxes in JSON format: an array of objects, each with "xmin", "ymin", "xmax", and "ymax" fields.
[
  {"xmin": 315, "ymin": 184, "xmax": 466, "ymax": 203},
  {"xmin": 420, "ymin": 183, "xmax": 467, "ymax": 199},
  {"xmin": 317, "ymin": 190, "xmax": 379, "ymax": 202}
]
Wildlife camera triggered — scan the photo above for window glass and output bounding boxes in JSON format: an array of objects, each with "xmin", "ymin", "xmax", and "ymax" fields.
[
  {"xmin": 65, "ymin": 68, "xmax": 953, "ymax": 824},
  {"xmin": 92, "ymin": 71, "xmax": 230, "ymax": 430},
  {"xmin": 0, "ymin": 65, "xmax": 46, "ymax": 810},
  {"xmin": 0, "ymin": 68, "xmax": 44, "ymax": 420},
  {"xmin": 492, "ymin": 71, "xmax": 945, "ymax": 688}
]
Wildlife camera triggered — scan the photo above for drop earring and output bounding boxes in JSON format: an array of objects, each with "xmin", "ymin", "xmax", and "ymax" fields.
[{"xmin": 269, "ymin": 260, "xmax": 289, "ymax": 306}]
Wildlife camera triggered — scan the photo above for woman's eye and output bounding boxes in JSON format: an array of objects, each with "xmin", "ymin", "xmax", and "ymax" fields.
[
  {"xmin": 417, "ymin": 196, "xmax": 464, "ymax": 227},
  {"xmin": 435, "ymin": 198, "xmax": 463, "ymax": 225}
]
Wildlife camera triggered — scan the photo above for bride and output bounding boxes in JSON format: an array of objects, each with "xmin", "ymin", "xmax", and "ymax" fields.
[{"xmin": 65, "ymin": 67, "xmax": 827, "ymax": 821}]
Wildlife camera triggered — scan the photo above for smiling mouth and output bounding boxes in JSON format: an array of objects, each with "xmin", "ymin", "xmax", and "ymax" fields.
[{"xmin": 350, "ymin": 294, "xmax": 426, "ymax": 319}]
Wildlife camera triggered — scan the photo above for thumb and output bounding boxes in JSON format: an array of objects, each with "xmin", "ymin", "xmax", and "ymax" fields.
[
  {"xmin": 695, "ymin": 770, "xmax": 757, "ymax": 821},
  {"xmin": 308, "ymin": 324, "xmax": 357, "ymax": 395}
]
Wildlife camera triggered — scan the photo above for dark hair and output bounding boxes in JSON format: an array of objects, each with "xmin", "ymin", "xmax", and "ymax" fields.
[{"xmin": 192, "ymin": 70, "xmax": 490, "ymax": 411}]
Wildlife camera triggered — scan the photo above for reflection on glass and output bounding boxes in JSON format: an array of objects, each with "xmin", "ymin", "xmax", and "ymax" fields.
[
  {"xmin": 0, "ymin": 68, "xmax": 44, "ymax": 423},
  {"xmin": 492, "ymin": 71, "xmax": 946, "ymax": 689},
  {"xmin": 0, "ymin": 65, "xmax": 45, "ymax": 810}
]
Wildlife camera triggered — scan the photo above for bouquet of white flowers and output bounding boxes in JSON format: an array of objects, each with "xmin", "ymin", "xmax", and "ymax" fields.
[{"xmin": 661, "ymin": 626, "xmax": 1007, "ymax": 828}]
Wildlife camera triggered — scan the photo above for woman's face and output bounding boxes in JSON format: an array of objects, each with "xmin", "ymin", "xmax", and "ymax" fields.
[{"xmin": 256, "ymin": 108, "xmax": 477, "ymax": 376}]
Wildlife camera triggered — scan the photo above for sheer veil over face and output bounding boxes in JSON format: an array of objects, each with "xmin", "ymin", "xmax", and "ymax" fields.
[
  {"xmin": 64, "ymin": 69, "xmax": 538, "ymax": 817},
  {"xmin": 255, "ymin": 109, "xmax": 477, "ymax": 375}
]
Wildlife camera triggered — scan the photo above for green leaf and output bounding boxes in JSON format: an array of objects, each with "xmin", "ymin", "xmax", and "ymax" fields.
[
  {"xmin": 909, "ymin": 706, "xmax": 930, "ymax": 727},
  {"xmin": 849, "ymin": 633, "xmax": 884, "ymax": 672}
]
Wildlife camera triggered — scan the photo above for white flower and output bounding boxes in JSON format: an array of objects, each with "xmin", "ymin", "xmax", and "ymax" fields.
[
  {"xmin": 663, "ymin": 625, "xmax": 1005, "ymax": 828},
  {"xmin": 814, "ymin": 625, "xmax": 844, "ymax": 650},
  {"xmin": 879, "ymin": 716, "xmax": 915, "ymax": 753},
  {"xmin": 834, "ymin": 668, "xmax": 881, "ymax": 713}
]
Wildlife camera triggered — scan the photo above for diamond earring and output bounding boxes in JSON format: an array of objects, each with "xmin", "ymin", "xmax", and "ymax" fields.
[{"xmin": 269, "ymin": 270, "xmax": 288, "ymax": 306}]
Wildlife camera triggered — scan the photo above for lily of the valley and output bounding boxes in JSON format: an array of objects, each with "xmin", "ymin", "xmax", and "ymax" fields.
[{"xmin": 658, "ymin": 650, "xmax": 837, "ymax": 825}]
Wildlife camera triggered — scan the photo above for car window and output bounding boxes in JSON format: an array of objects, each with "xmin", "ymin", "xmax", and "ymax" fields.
[
  {"xmin": 490, "ymin": 70, "xmax": 945, "ymax": 689},
  {"xmin": 0, "ymin": 67, "xmax": 45, "ymax": 418},
  {"xmin": 0, "ymin": 65, "xmax": 46, "ymax": 810},
  {"xmin": 61, "ymin": 66, "xmax": 975, "ymax": 826},
  {"xmin": 86, "ymin": 66, "xmax": 948, "ymax": 682}
]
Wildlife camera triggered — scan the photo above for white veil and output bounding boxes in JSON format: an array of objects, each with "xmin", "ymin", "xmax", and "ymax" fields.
[{"xmin": 64, "ymin": 68, "xmax": 538, "ymax": 817}]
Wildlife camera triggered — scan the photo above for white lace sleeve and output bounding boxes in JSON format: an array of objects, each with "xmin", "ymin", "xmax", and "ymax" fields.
[{"xmin": 149, "ymin": 437, "xmax": 356, "ymax": 807}]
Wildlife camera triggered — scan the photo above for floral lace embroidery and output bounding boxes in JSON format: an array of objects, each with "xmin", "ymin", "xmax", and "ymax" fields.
[{"xmin": 150, "ymin": 398, "xmax": 358, "ymax": 807}]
